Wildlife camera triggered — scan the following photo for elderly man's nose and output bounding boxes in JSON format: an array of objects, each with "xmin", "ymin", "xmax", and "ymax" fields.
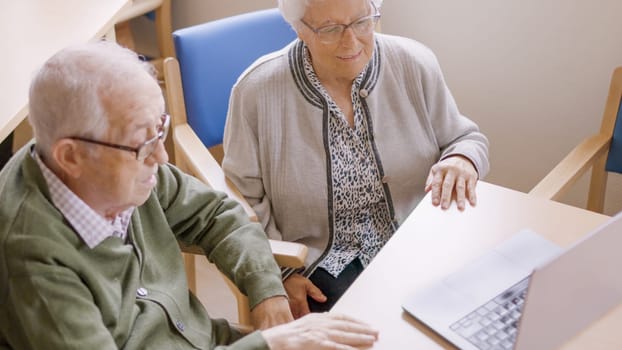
[{"xmin": 147, "ymin": 139, "xmax": 169, "ymax": 164}]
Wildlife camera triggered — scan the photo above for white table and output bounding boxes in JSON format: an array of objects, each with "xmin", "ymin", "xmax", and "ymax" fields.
[{"xmin": 333, "ymin": 181, "xmax": 620, "ymax": 349}]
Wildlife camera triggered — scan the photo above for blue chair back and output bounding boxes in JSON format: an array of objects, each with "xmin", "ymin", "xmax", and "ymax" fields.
[
  {"xmin": 172, "ymin": 8, "xmax": 296, "ymax": 148},
  {"xmin": 605, "ymin": 98, "xmax": 622, "ymax": 173}
]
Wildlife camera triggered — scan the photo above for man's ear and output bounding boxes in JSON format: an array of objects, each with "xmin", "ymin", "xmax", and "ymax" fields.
[{"xmin": 51, "ymin": 139, "xmax": 85, "ymax": 179}]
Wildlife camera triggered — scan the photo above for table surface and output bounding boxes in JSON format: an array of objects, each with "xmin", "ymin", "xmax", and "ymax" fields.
[
  {"xmin": 0, "ymin": 0, "xmax": 129, "ymax": 142},
  {"xmin": 332, "ymin": 181, "xmax": 620, "ymax": 349}
]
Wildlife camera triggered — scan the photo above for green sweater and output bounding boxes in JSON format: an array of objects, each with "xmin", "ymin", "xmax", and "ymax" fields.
[{"xmin": 0, "ymin": 145, "xmax": 284, "ymax": 349}]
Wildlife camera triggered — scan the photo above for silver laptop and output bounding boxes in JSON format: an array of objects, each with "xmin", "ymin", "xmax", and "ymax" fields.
[{"xmin": 402, "ymin": 212, "xmax": 622, "ymax": 350}]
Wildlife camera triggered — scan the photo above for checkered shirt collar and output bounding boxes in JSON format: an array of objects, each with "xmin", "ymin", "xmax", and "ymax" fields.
[{"xmin": 32, "ymin": 150, "xmax": 134, "ymax": 248}]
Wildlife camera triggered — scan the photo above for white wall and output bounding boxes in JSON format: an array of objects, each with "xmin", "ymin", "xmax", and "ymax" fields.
[
  {"xmin": 170, "ymin": 0, "xmax": 622, "ymax": 214},
  {"xmin": 380, "ymin": 0, "xmax": 622, "ymax": 214},
  {"xmin": 171, "ymin": 0, "xmax": 275, "ymax": 29}
]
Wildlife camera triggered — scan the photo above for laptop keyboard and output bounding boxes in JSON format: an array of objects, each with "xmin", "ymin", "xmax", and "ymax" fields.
[{"xmin": 450, "ymin": 277, "xmax": 530, "ymax": 350}]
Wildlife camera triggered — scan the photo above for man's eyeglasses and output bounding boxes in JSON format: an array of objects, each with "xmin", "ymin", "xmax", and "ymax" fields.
[
  {"xmin": 300, "ymin": 4, "xmax": 381, "ymax": 44},
  {"xmin": 68, "ymin": 113, "xmax": 170, "ymax": 161}
]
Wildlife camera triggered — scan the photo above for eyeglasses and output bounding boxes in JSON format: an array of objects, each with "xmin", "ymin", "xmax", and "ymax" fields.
[
  {"xmin": 68, "ymin": 113, "xmax": 170, "ymax": 161},
  {"xmin": 300, "ymin": 4, "xmax": 381, "ymax": 44}
]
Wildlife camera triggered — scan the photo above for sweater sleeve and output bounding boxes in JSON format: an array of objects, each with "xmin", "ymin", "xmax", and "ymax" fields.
[
  {"xmin": 222, "ymin": 82, "xmax": 284, "ymax": 241},
  {"xmin": 413, "ymin": 44, "xmax": 490, "ymax": 178},
  {"xmin": 156, "ymin": 164, "xmax": 286, "ymax": 309}
]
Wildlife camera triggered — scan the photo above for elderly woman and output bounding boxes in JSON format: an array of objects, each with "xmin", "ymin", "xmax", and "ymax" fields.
[{"xmin": 222, "ymin": 0, "xmax": 490, "ymax": 317}]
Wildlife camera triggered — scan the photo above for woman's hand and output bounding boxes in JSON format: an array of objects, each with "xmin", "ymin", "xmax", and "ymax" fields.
[
  {"xmin": 424, "ymin": 155, "xmax": 478, "ymax": 211},
  {"xmin": 283, "ymin": 273, "xmax": 327, "ymax": 318}
]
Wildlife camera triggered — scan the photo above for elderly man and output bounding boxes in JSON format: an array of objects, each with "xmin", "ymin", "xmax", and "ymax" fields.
[{"xmin": 0, "ymin": 42, "xmax": 377, "ymax": 349}]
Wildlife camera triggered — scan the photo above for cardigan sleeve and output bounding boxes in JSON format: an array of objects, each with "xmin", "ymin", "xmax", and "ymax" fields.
[
  {"xmin": 156, "ymin": 164, "xmax": 286, "ymax": 309},
  {"xmin": 222, "ymin": 83, "xmax": 285, "ymax": 241},
  {"xmin": 408, "ymin": 41, "xmax": 490, "ymax": 178}
]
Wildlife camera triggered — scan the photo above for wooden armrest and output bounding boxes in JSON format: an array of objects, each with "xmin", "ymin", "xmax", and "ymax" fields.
[
  {"xmin": 179, "ymin": 240, "xmax": 307, "ymax": 269},
  {"xmin": 173, "ymin": 124, "xmax": 257, "ymax": 221},
  {"xmin": 529, "ymin": 133, "xmax": 611, "ymax": 200},
  {"xmin": 270, "ymin": 240, "xmax": 307, "ymax": 268}
]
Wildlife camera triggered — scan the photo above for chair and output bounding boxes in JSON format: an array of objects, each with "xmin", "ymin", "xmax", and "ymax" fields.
[
  {"xmin": 115, "ymin": 0, "xmax": 177, "ymax": 164},
  {"xmin": 163, "ymin": 8, "xmax": 304, "ymax": 327},
  {"xmin": 529, "ymin": 66, "xmax": 622, "ymax": 213},
  {"xmin": 168, "ymin": 8, "xmax": 297, "ymax": 162},
  {"xmin": 114, "ymin": 0, "xmax": 175, "ymax": 79}
]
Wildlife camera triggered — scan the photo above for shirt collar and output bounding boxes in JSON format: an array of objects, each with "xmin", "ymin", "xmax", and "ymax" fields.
[{"xmin": 32, "ymin": 150, "xmax": 134, "ymax": 248}]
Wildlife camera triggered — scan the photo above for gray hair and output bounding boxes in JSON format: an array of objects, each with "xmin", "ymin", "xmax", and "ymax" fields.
[
  {"xmin": 278, "ymin": 0, "xmax": 383, "ymax": 26},
  {"xmin": 28, "ymin": 41, "xmax": 156, "ymax": 158}
]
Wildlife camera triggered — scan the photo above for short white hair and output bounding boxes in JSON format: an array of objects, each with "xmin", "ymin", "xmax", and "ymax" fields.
[
  {"xmin": 277, "ymin": 0, "xmax": 383, "ymax": 26},
  {"xmin": 28, "ymin": 41, "xmax": 156, "ymax": 158}
]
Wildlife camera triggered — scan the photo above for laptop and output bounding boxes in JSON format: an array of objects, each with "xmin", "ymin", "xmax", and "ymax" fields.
[{"xmin": 402, "ymin": 212, "xmax": 622, "ymax": 350}]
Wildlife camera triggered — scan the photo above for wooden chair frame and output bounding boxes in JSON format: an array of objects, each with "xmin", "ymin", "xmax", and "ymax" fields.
[
  {"xmin": 530, "ymin": 67, "xmax": 622, "ymax": 213},
  {"xmin": 164, "ymin": 57, "xmax": 307, "ymax": 327},
  {"xmin": 115, "ymin": 0, "xmax": 175, "ymax": 78}
]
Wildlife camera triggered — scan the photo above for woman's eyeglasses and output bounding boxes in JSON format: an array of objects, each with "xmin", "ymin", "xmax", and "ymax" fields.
[{"xmin": 300, "ymin": 4, "xmax": 380, "ymax": 44}]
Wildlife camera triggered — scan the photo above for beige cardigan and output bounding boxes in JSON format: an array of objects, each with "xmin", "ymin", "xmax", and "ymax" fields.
[{"xmin": 223, "ymin": 34, "xmax": 489, "ymax": 276}]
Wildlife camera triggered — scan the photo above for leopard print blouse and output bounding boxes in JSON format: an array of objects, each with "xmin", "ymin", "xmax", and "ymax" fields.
[{"xmin": 303, "ymin": 48, "xmax": 395, "ymax": 277}]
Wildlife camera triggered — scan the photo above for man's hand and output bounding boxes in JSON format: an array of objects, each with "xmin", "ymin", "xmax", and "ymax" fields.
[
  {"xmin": 262, "ymin": 313, "xmax": 379, "ymax": 350},
  {"xmin": 250, "ymin": 296, "xmax": 293, "ymax": 330},
  {"xmin": 425, "ymin": 155, "xmax": 478, "ymax": 211},
  {"xmin": 283, "ymin": 273, "xmax": 327, "ymax": 318}
]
